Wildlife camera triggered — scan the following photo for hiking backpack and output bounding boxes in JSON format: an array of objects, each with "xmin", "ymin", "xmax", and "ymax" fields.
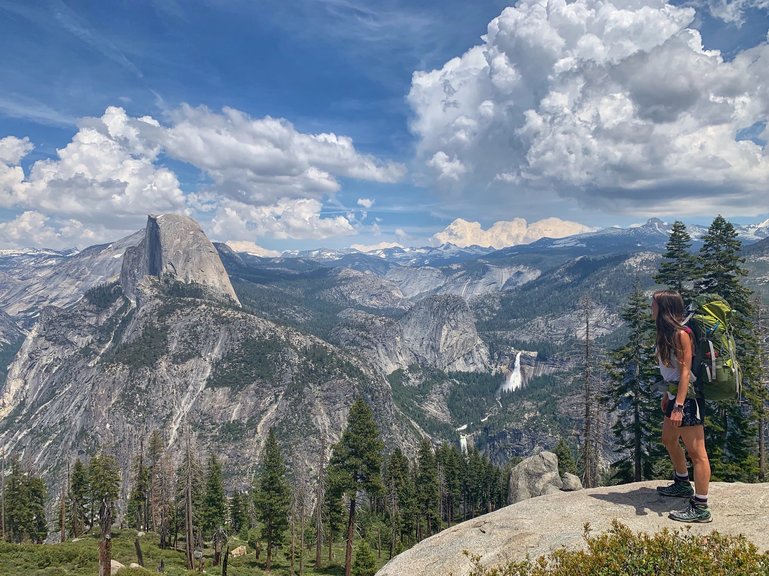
[{"xmin": 685, "ymin": 294, "xmax": 743, "ymax": 402}]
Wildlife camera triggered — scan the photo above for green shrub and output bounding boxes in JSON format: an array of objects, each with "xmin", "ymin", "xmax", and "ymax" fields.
[{"xmin": 464, "ymin": 521, "xmax": 769, "ymax": 576}]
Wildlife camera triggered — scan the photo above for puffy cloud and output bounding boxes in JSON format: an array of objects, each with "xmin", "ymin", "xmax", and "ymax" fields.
[
  {"xmin": 0, "ymin": 211, "xmax": 99, "ymax": 249},
  {"xmin": 0, "ymin": 106, "xmax": 404, "ymax": 248},
  {"xmin": 209, "ymin": 198, "xmax": 355, "ymax": 241},
  {"xmin": 432, "ymin": 217, "xmax": 592, "ymax": 248},
  {"xmin": 357, "ymin": 197, "xmax": 374, "ymax": 208},
  {"xmin": 225, "ymin": 240, "xmax": 282, "ymax": 257},
  {"xmin": 0, "ymin": 109, "xmax": 185, "ymax": 231},
  {"xmin": 408, "ymin": 0, "xmax": 769, "ymax": 218},
  {"xmin": 161, "ymin": 105, "xmax": 405, "ymax": 203},
  {"xmin": 0, "ymin": 136, "xmax": 33, "ymax": 164}
]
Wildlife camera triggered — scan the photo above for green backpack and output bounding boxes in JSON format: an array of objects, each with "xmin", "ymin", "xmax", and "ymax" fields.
[{"xmin": 685, "ymin": 294, "xmax": 743, "ymax": 402}]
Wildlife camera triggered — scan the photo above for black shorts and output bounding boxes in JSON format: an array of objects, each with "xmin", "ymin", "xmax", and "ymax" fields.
[{"xmin": 664, "ymin": 395, "xmax": 705, "ymax": 427}]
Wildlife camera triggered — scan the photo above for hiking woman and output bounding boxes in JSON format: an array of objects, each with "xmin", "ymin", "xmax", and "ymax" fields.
[{"xmin": 653, "ymin": 290, "xmax": 712, "ymax": 523}]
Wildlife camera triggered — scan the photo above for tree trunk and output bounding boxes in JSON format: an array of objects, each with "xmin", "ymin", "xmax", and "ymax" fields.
[
  {"xmin": 134, "ymin": 536, "xmax": 144, "ymax": 567},
  {"xmin": 344, "ymin": 496, "xmax": 356, "ymax": 576},
  {"xmin": 98, "ymin": 499, "xmax": 113, "ymax": 576}
]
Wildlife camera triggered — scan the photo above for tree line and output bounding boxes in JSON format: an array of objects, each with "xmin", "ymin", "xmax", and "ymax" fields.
[
  {"xmin": 602, "ymin": 215, "xmax": 768, "ymax": 485},
  {"xmin": 0, "ymin": 400, "xmax": 509, "ymax": 576}
]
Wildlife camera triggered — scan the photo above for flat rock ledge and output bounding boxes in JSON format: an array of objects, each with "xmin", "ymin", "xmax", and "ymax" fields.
[{"xmin": 376, "ymin": 481, "xmax": 769, "ymax": 576}]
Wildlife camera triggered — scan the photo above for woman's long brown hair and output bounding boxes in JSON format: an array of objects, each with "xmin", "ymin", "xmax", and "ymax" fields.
[{"xmin": 654, "ymin": 290, "xmax": 686, "ymax": 367}]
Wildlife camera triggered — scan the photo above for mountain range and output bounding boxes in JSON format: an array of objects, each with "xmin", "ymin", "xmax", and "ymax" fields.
[{"xmin": 1, "ymin": 215, "xmax": 768, "ymax": 493}]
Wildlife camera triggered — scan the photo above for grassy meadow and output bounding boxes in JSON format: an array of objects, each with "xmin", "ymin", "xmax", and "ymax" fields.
[{"xmin": 0, "ymin": 529, "xmax": 392, "ymax": 576}]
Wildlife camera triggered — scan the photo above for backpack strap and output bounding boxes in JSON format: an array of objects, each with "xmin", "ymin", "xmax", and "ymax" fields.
[{"xmin": 686, "ymin": 322, "xmax": 707, "ymax": 398}]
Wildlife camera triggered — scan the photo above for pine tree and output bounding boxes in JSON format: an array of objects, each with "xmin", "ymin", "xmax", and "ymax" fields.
[
  {"xmin": 328, "ymin": 399, "xmax": 384, "ymax": 576},
  {"xmin": 382, "ymin": 448, "xmax": 411, "ymax": 557},
  {"xmin": 68, "ymin": 458, "xmax": 89, "ymax": 537},
  {"xmin": 654, "ymin": 220, "xmax": 698, "ymax": 302},
  {"xmin": 5, "ymin": 457, "xmax": 48, "ymax": 543},
  {"xmin": 88, "ymin": 454, "xmax": 121, "ymax": 522},
  {"xmin": 352, "ymin": 539, "xmax": 377, "ymax": 576},
  {"xmin": 127, "ymin": 443, "xmax": 150, "ymax": 531},
  {"xmin": 553, "ymin": 438, "xmax": 578, "ymax": 476},
  {"xmin": 605, "ymin": 282, "xmax": 663, "ymax": 483},
  {"xmin": 414, "ymin": 440, "xmax": 440, "ymax": 539},
  {"xmin": 202, "ymin": 453, "xmax": 226, "ymax": 538},
  {"xmin": 436, "ymin": 443, "xmax": 461, "ymax": 527},
  {"xmin": 254, "ymin": 428, "xmax": 291, "ymax": 572},
  {"xmin": 229, "ymin": 490, "xmax": 246, "ymax": 534},
  {"xmin": 696, "ymin": 215, "xmax": 759, "ymax": 481}
]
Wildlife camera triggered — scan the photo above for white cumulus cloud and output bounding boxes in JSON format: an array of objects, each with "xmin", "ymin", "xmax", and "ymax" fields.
[
  {"xmin": 210, "ymin": 198, "xmax": 355, "ymax": 241},
  {"xmin": 0, "ymin": 106, "xmax": 405, "ymax": 248},
  {"xmin": 408, "ymin": 0, "xmax": 769, "ymax": 219},
  {"xmin": 432, "ymin": 217, "xmax": 592, "ymax": 248},
  {"xmin": 224, "ymin": 240, "xmax": 282, "ymax": 257}
]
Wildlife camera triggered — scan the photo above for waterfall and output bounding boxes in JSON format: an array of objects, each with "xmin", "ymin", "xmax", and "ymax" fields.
[
  {"xmin": 502, "ymin": 351, "xmax": 523, "ymax": 393},
  {"xmin": 459, "ymin": 434, "xmax": 467, "ymax": 455}
]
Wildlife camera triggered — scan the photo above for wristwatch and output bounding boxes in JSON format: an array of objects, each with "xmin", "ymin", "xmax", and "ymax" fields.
[{"xmin": 673, "ymin": 403, "xmax": 684, "ymax": 413}]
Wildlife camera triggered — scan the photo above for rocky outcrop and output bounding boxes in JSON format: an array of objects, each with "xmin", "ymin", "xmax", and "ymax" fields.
[
  {"xmin": 376, "ymin": 481, "xmax": 769, "ymax": 576},
  {"xmin": 333, "ymin": 295, "xmax": 490, "ymax": 374},
  {"xmin": 120, "ymin": 214, "xmax": 240, "ymax": 306},
  {"xmin": 508, "ymin": 451, "xmax": 564, "ymax": 504}
]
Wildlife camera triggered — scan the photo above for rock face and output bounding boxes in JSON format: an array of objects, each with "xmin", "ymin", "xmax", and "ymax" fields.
[
  {"xmin": 120, "ymin": 214, "xmax": 240, "ymax": 306},
  {"xmin": 0, "ymin": 232, "xmax": 143, "ymax": 323},
  {"xmin": 376, "ymin": 481, "xmax": 769, "ymax": 576},
  {"xmin": 333, "ymin": 295, "xmax": 490, "ymax": 374},
  {"xmin": 508, "ymin": 451, "xmax": 572, "ymax": 504}
]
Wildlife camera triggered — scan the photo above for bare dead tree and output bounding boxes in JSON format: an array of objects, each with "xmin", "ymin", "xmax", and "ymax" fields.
[
  {"xmin": 314, "ymin": 440, "xmax": 325, "ymax": 569},
  {"xmin": 756, "ymin": 295, "xmax": 769, "ymax": 481},
  {"xmin": 580, "ymin": 295, "xmax": 600, "ymax": 488}
]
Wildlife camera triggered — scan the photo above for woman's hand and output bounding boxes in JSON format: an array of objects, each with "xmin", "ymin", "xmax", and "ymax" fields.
[{"xmin": 670, "ymin": 407, "xmax": 683, "ymax": 427}]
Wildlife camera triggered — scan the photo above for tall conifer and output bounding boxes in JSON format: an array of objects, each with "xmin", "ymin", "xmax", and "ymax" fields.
[
  {"xmin": 328, "ymin": 399, "xmax": 384, "ymax": 576},
  {"xmin": 606, "ymin": 282, "xmax": 662, "ymax": 482},
  {"xmin": 254, "ymin": 428, "xmax": 291, "ymax": 571},
  {"xmin": 654, "ymin": 220, "xmax": 698, "ymax": 302}
]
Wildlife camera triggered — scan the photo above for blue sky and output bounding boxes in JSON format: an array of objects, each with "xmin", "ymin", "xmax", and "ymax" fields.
[{"xmin": 1, "ymin": 0, "xmax": 768, "ymax": 253}]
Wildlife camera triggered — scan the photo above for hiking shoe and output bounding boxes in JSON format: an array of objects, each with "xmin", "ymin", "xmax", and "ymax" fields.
[
  {"xmin": 656, "ymin": 481, "xmax": 694, "ymax": 498},
  {"xmin": 669, "ymin": 499, "xmax": 712, "ymax": 523}
]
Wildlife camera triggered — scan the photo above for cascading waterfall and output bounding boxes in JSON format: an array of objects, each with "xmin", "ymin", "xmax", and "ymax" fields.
[{"xmin": 501, "ymin": 351, "xmax": 523, "ymax": 393}]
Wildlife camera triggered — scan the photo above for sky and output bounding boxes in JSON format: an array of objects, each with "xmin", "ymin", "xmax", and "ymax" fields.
[{"xmin": 1, "ymin": 0, "xmax": 768, "ymax": 254}]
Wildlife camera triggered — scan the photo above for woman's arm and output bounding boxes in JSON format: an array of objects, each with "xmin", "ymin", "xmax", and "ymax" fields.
[{"xmin": 675, "ymin": 328, "xmax": 693, "ymax": 405}]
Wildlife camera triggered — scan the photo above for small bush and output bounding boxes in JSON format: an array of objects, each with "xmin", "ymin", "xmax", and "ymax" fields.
[{"xmin": 465, "ymin": 521, "xmax": 769, "ymax": 576}]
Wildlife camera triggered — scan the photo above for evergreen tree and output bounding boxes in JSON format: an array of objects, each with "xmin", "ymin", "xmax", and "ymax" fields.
[
  {"xmin": 254, "ymin": 428, "xmax": 291, "ymax": 571},
  {"xmin": 202, "ymin": 453, "xmax": 226, "ymax": 537},
  {"xmin": 229, "ymin": 489, "xmax": 246, "ymax": 534},
  {"xmin": 88, "ymin": 454, "xmax": 121, "ymax": 521},
  {"xmin": 697, "ymin": 215, "xmax": 760, "ymax": 481},
  {"xmin": 605, "ymin": 282, "xmax": 663, "ymax": 483},
  {"xmin": 414, "ymin": 440, "xmax": 440, "ymax": 539},
  {"xmin": 436, "ymin": 443, "xmax": 462, "ymax": 527},
  {"xmin": 68, "ymin": 458, "xmax": 90, "ymax": 536},
  {"xmin": 553, "ymin": 438, "xmax": 578, "ymax": 477},
  {"xmin": 127, "ymin": 445, "xmax": 150, "ymax": 531},
  {"xmin": 654, "ymin": 220, "xmax": 698, "ymax": 302},
  {"xmin": 5, "ymin": 457, "xmax": 48, "ymax": 543},
  {"xmin": 352, "ymin": 539, "xmax": 377, "ymax": 576},
  {"xmin": 328, "ymin": 399, "xmax": 384, "ymax": 576}
]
